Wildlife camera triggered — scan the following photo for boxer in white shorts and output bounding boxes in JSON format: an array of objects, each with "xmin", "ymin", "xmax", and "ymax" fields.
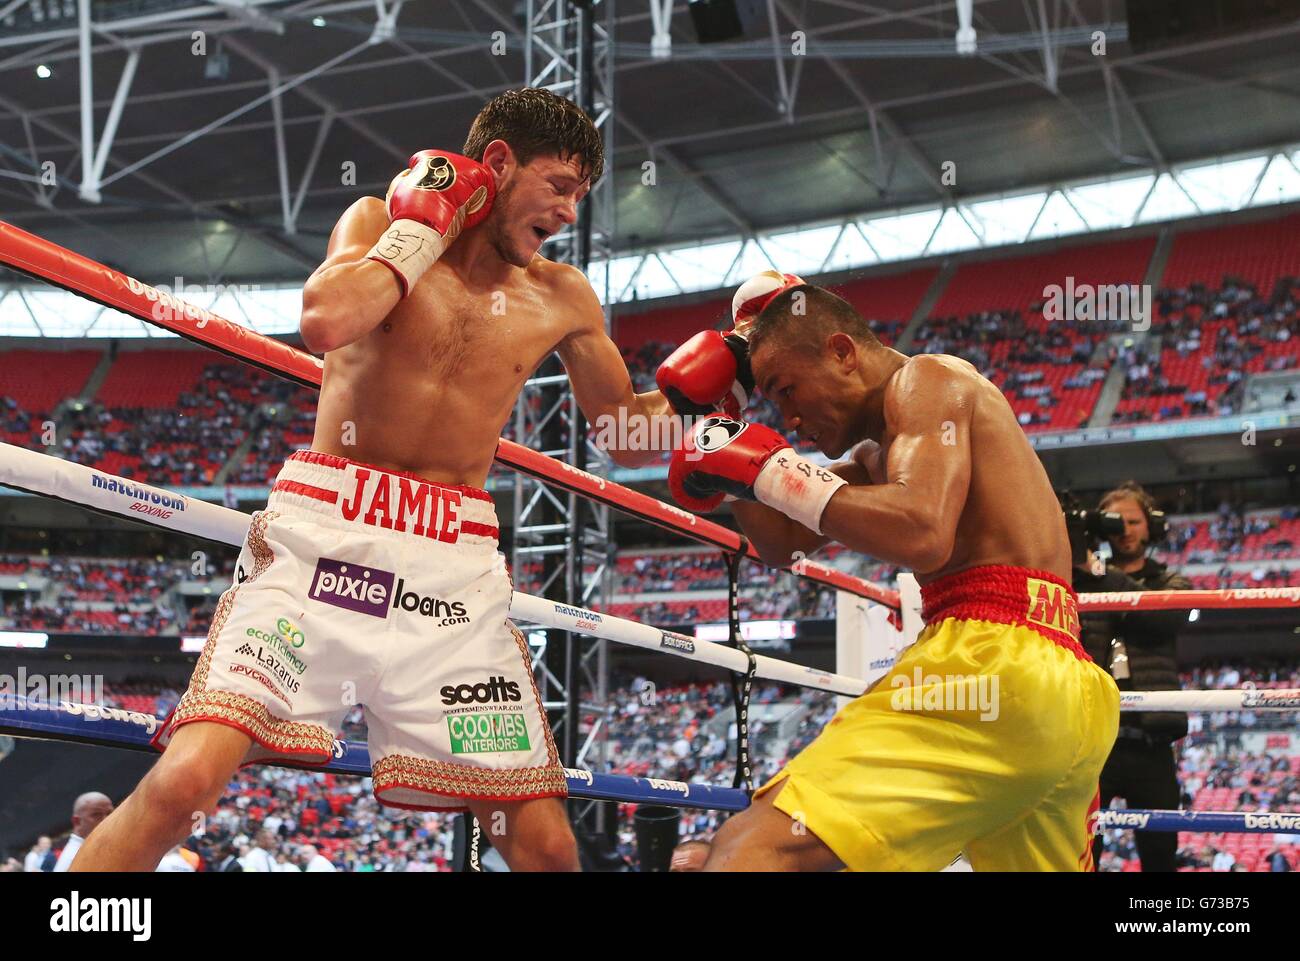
[
  {"xmin": 153, "ymin": 451, "xmax": 563, "ymax": 809},
  {"xmin": 73, "ymin": 89, "xmax": 679, "ymax": 872}
]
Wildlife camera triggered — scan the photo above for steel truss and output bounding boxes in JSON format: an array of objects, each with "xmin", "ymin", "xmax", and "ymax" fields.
[
  {"xmin": 5, "ymin": 0, "xmax": 1285, "ymax": 258},
  {"xmin": 510, "ymin": 4, "xmax": 617, "ymax": 823}
]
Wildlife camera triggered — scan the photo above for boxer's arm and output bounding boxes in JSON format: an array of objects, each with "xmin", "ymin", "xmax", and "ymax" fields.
[
  {"xmin": 554, "ymin": 265, "xmax": 676, "ymax": 467},
  {"xmin": 733, "ymin": 458, "xmax": 870, "ymax": 567},
  {"xmin": 819, "ymin": 356, "xmax": 974, "ymax": 573},
  {"xmin": 300, "ymin": 197, "xmax": 402, "ymax": 354}
]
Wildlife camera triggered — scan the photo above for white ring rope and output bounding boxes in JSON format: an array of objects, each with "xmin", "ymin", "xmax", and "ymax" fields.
[
  {"xmin": 2, "ymin": 440, "xmax": 1297, "ymax": 711},
  {"xmin": 0, "ymin": 441, "xmax": 863, "ymax": 696}
]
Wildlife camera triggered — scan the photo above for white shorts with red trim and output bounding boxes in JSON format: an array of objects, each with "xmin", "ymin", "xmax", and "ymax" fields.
[{"xmin": 153, "ymin": 450, "xmax": 566, "ymax": 811}]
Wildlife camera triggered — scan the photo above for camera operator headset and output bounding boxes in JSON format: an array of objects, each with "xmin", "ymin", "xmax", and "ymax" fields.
[{"xmin": 1069, "ymin": 481, "xmax": 1189, "ymax": 872}]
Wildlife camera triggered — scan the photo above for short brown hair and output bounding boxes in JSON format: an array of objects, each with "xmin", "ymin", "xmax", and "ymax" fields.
[
  {"xmin": 748, "ymin": 284, "xmax": 881, "ymax": 357},
  {"xmin": 463, "ymin": 87, "xmax": 604, "ymax": 182},
  {"xmin": 1099, "ymin": 480, "xmax": 1157, "ymax": 515}
]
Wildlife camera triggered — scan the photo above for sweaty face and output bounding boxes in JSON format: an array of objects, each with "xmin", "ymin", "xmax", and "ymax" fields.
[
  {"xmin": 486, "ymin": 153, "xmax": 590, "ymax": 267},
  {"xmin": 752, "ymin": 341, "xmax": 850, "ymax": 458}
]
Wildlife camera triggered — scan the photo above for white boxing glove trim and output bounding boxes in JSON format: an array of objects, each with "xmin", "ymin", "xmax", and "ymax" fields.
[
  {"xmin": 726, "ymin": 381, "xmax": 749, "ymax": 416},
  {"xmin": 753, "ymin": 448, "xmax": 846, "ymax": 535},
  {"xmin": 365, "ymin": 218, "xmax": 447, "ymax": 297}
]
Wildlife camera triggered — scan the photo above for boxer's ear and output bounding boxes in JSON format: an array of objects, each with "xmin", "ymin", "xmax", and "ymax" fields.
[
  {"xmin": 480, "ymin": 139, "xmax": 513, "ymax": 182},
  {"xmin": 828, "ymin": 332, "xmax": 858, "ymax": 371}
]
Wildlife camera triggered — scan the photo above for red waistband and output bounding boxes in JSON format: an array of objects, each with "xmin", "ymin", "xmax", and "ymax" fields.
[
  {"xmin": 273, "ymin": 449, "xmax": 499, "ymax": 543},
  {"xmin": 285, "ymin": 449, "xmax": 493, "ymax": 501},
  {"xmin": 920, "ymin": 564, "xmax": 1089, "ymax": 661}
]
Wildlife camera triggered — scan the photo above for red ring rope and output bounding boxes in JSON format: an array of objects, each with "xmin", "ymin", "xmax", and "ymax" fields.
[{"xmin": 0, "ymin": 218, "xmax": 901, "ymax": 608}]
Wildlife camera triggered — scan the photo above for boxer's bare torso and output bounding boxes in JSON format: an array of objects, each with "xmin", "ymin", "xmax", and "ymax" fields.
[
  {"xmin": 744, "ymin": 345, "xmax": 1072, "ymax": 584},
  {"xmin": 710, "ymin": 348, "xmax": 1112, "ymax": 874},
  {"xmin": 310, "ymin": 197, "xmax": 621, "ymax": 487},
  {"xmin": 857, "ymin": 354, "xmax": 1070, "ymax": 585}
]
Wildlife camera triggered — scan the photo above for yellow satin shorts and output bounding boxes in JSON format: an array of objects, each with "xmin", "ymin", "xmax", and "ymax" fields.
[{"xmin": 754, "ymin": 566, "xmax": 1120, "ymax": 872}]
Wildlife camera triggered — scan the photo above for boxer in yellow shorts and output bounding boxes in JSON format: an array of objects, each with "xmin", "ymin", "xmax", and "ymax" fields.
[
  {"xmin": 753, "ymin": 566, "xmax": 1118, "ymax": 871},
  {"xmin": 661, "ymin": 279, "xmax": 1121, "ymax": 871}
]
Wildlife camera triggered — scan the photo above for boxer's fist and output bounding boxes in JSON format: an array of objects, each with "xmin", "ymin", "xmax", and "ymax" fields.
[
  {"xmin": 655, "ymin": 270, "xmax": 804, "ymax": 417},
  {"xmin": 730, "ymin": 269, "xmax": 805, "ymax": 338},
  {"xmin": 656, "ymin": 330, "xmax": 751, "ymax": 417},
  {"xmin": 670, "ymin": 415, "xmax": 847, "ymax": 534},
  {"xmin": 669, "ymin": 417, "xmax": 790, "ymax": 513},
  {"xmin": 389, "ymin": 150, "xmax": 494, "ymax": 235},
  {"xmin": 367, "ymin": 150, "xmax": 495, "ymax": 296}
]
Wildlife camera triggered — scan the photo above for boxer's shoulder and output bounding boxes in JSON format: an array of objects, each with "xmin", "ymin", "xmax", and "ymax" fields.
[
  {"xmin": 352, "ymin": 194, "xmax": 387, "ymax": 216},
  {"xmin": 322, "ymin": 196, "xmax": 389, "ymax": 257},
  {"xmin": 531, "ymin": 257, "xmax": 605, "ymax": 333},
  {"xmin": 529, "ymin": 255, "xmax": 587, "ymax": 293},
  {"xmin": 337, "ymin": 195, "xmax": 387, "ymax": 232},
  {"xmin": 885, "ymin": 353, "xmax": 980, "ymax": 412},
  {"xmin": 899, "ymin": 352, "xmax": 980, "ymax": 381}
]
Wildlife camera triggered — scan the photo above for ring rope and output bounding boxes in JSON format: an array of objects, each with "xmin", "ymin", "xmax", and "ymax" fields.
[
  {"xmin": 0, "ymin": 219, "xmax": 899, "ymax": 609},
  {"xmin": 12, "ymin": 219, "xmax": 1293, "ymax": 616},
  {"xmin": 1078, "ymin": 587, "xmax": 1300, "ymax": 611},
  {"xmin": 1, "ymin": 439, "xmax": 1297, "ymax": 710},
  {"xmin": 0, "ymin": 440, "xmax": 866, "ymax": 697},
  {"xmin": 725, "ymin": 550, "xmax": 756, "ymax": 791},
  {"xmin": 1, "ymin": 696, "xmax": 1291, "ymax": 834}
]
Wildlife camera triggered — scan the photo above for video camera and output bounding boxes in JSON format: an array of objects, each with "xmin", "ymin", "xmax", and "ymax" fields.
[{"xmin": 1058, "ymin": 491, "xmax": 1125, "ymax": 567}]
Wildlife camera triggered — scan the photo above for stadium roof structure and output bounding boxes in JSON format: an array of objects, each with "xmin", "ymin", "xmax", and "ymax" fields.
[{"xmin": 1, "ymin": 0, "xmax": 1300, "ymax": 291}]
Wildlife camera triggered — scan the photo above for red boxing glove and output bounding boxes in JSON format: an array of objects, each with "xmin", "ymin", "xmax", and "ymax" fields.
[
  {"xmin": 669, "ymin": 416, "xmax": 783, "ymax": 513},
  {"xmin": 656, "ymin": 329, "xmax": 751, "ymax": 417},
  {"xmin": 367, "ymin": 150, "xmax": 496, "ymax": 296},
  {"xmin": 730, "ymin": 269, "xmax": 805, "ymax": 338},
  {"xmin": 669, "ymin": 416, "xmax": 846, "ymax": 534},
  {"xmin": 655, "ymin": 270, "xmax": 804, "ymax": 418}
]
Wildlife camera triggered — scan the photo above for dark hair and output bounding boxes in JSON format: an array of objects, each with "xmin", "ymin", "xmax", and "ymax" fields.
[
  {"xmin": 748, "ymin": 284, "xmax": 881, "ymax": 357},
  {"xmin": 1099, "ymin": 480, "xmax": 1157, "ymax": 516},
  {"xmin": 463, "ymin": 87, "xmax": 604, "ymax": 182}
]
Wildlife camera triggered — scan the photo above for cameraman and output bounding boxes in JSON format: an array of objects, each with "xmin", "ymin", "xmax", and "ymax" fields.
[{"xmin": 1081, "ymin": 481, "xmax": 1190, "ymax": 872}]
